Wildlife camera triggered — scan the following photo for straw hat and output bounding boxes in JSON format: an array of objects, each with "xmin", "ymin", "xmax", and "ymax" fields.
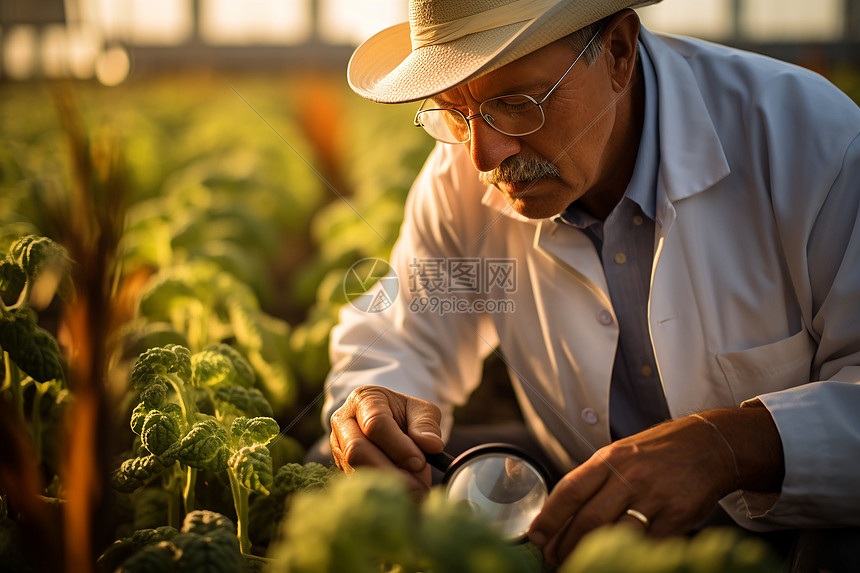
[{"xmin": 348, "ymin": 0, "xmax": 662, "ymax": 104}]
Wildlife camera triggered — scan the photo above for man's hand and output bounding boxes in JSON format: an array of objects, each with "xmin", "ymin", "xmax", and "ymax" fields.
[
  {"xmin": 528, "ymin": 407, "xmax": 784, "ymax": 564},
  {"xmin": 330, "ymin": 385, "xmax": 445, "ymax": 491}
]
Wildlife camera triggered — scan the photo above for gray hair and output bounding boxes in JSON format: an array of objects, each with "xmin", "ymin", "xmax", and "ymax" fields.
[{"xmin": 563, "ymin": 15, "xmax": 611, "ymax": 64}]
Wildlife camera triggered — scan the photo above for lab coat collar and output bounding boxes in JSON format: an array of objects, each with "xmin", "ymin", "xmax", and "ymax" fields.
[{"xmin": 640, "ymin": 28, "xmax": 731, "ymax": 204}]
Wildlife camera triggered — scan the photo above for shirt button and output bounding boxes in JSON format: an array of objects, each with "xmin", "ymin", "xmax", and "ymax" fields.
[
  {"xmin": 581, "ymin": 408, "xmax": 599, "ymax": 425},
  {"xmin": 640, "ymin": 365, "xmax": 653, "ymax": 376},
  {"xmin": 633, "ymin": 215, "xmax": 644, "ymax": 226},
  {"xmin": 614, "ymin": 252, "xmax": 627, "ymax": 265},
  {"xmin": 597, "ymin": 309, "xmax": 613, "ymax": 325}
]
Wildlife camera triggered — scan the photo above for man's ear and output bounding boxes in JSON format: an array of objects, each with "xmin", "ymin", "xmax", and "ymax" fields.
[{"xmin": 602, "ymin": 9, "xmax": 641, "ymax": 92}]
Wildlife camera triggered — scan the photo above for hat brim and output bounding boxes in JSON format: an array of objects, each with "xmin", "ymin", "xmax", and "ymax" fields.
[{"xmin": 347, "ymin": 0, "xmax": 660, "ymax": 104}]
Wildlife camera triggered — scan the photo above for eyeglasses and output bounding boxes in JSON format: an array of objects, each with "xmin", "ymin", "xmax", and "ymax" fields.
[{"xmin": 413, "ymin": 28, "xmax": 603, "ymax": 144}]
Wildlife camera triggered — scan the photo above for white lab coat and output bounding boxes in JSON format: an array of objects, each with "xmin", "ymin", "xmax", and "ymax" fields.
[{"xmin": 323, "ymin": 29, "xmax": 860, "ymax": 529}]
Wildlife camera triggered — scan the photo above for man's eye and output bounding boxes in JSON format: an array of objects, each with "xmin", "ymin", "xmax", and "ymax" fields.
[
  {"xmin": 490, "ymin": 96, "xmax": 535, "ymax": 116},
  {"xmin": 500, "ymin": 101, "xmax": 532, "ymax": 112},
  {"xmin": 430, "ymin": 96, "xmax": 465, "ymax": 110}
]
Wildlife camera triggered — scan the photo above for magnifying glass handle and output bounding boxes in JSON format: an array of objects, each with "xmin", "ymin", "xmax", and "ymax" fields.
[{"xmin": 425, "ymin": 450, "xmax": 455, "ymax": 472}]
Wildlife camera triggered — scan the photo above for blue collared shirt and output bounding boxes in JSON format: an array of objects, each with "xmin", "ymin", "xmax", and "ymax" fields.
[{"xmin": 556, "ymin": 39, "xmax": 670, "ymax": 439}]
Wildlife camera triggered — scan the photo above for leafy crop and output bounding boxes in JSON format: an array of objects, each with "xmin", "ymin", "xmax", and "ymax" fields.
[
  {"xmin": 98, "ymin": 510, "xmax": 246, "ymax": 573},
  {"xmin": 559, "ymin": 524, "xmax": 782, "ymax": 573},
  {"xmin": 0, "ymin": 235, "xmax": 70, "ymax": 466},
  {"xmin": 111, "ymin": 343, "xmax": 286, "ymax": 552},
  {"xmin": 247, "ymin": 462, "xmax": 338, "ymax": 548},
  {"xmin": 266, "ymin": 470, "xmax": 542, "ymax": 573},
  {"xmin": 135, "ymin": 259, "xmax": 297, "ymax": 413},
  {"xmin": 0, "ymin": 235, "xmax": 68, "ymax": 382}
]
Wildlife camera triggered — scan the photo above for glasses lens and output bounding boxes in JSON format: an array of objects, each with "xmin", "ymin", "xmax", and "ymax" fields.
[
  {"xmin": 480, "ymin": 95, "xmax": 544, "ymax": 137},
  {"xmin": 417, "ymin": 109, "xmax": 470, "ymax": 143}
]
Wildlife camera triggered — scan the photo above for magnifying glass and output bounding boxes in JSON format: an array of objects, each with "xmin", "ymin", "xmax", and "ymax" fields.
[{"xmin": 425, "ymin": 443, "xmax": 551, "ymax": 542}]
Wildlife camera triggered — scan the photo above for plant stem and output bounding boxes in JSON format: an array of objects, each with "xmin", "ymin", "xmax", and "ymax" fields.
[
  {"xmin": 183, "ymin": 466, "xmax": 197, "ymax": 514},
  {"xmin": 228, "ymin": 467, "xmax": 251, "ymax": 554},
  {"xmin": 3, "ymin": 351, "xmax": 24, "ymax": 420},
  {"xmin": 165, "ymin": 373, "xmax": 198, "ymax": 426},
  {"xmin": 166, "ymin": 466, "xmax": 183, "ymax": 529},
  {"xmin": 31, "ymin": 381, "xmax": 48, "ymax": 466}
]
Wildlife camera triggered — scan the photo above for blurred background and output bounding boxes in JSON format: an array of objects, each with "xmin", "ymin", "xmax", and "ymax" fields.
[
  {"xmin": 2, "ymin": 0, "xmax": 859, "ymax": 444},
  {"xmin": 1, "ymin": 0, "xmax": 858, "ymax": 82}
]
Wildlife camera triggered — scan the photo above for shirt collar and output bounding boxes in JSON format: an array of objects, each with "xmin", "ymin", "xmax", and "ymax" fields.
[{"xmin": 558, "ymin": 37, "xmax": 660, "ymax": 228}]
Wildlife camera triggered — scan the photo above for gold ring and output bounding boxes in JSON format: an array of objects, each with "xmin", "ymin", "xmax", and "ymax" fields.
[{"xmin": 625, "ymin": 508, "xmax": 650, "ymax": 529}]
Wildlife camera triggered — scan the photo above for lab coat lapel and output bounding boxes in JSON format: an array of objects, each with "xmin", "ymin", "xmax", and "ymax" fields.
[
  {"xmin": 643, "ymin": 29, "xmax": 734, "ymax": 415},
  {"xmin": 481, "ymin": 186, "xmax": 610, "ymax": 298}
]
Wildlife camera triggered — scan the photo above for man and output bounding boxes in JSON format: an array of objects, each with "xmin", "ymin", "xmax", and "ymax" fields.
[{"xmin": 322, "ymin": 0, "xmax": 860, "ymax": 565}]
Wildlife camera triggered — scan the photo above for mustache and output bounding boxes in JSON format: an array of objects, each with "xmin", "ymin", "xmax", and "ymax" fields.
[{"xmin": 479, "ymin": 155, "xmax": 560, "ymax": 186}]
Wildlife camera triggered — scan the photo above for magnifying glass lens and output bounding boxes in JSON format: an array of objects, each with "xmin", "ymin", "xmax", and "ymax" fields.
[{"xmin": 445, "ymin": 452, "xmax": 548, "ymax": 541}]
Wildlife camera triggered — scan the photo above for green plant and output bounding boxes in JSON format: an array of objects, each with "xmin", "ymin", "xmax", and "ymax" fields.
[
  {"xmin": 0, "ymin": 235, "xmax": 70, "ymax": 462},
  {"xmin": 98, "ymin": 510, "xmax": 246, "ymax": 573},
  {"xmin": 136, "ymin": 260, "xmax": 297, "ymax": 413},
  {"xmin": 110, "ymin": 343, "xmax": 284, "ymax": 553},
  {"xmin": 265, "ymin": 470, "xmax": 543, "ymax": 573},
  {"xmin": 559, "ymin": 523, "xmax": 782, "ymax": 573},
  {"xmin": 247, "ymin": 462, "xmax": 338, "ymax": 548}
]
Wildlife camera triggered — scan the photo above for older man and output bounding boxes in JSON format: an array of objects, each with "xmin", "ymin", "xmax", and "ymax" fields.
[{"xmin": 322, "ymin": 0, "xmax": 860, "ymax": 565}]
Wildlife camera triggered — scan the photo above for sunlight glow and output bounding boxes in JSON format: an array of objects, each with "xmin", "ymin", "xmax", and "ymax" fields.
[
  {"xmin": 638, "ymin": 0, "xmax": 733, "ymax": 39},
  {"xmin": 200, "ymin": 0, "xmax": 310, "ymax": 45},
  {"xmin": 3, "ymin": 25, "xmax": 37, "ymax": 80},
  {"xmin": 319, "ymin": 0, "xmax": 407, "ymax": 45},
  {"xmin": 95, "ymin": 44, "xmax": 130, "ymax": 86},
  {"xmin": 42, "ymin": 24, "xmax": 69, "ymax": 77},
  {"xmin": 638, "ymin": 0, "xmax": 844, "ymax": 41},
  {"xmin": 128, "ymin": 0, "xmax": 193, "ymax": 44},
  {"xmin": 741, "ymin": 0, "xmax": 843, "ymax": 41}
]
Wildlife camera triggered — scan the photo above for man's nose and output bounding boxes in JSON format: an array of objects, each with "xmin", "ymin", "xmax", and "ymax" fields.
[{"xmin": 466, "ymin": 114, "xmax": 520, "ymax": 173}]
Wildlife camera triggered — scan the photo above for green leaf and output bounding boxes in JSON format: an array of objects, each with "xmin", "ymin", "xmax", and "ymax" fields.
[
  {"xmin": 558, "ymin": 525, "xmax": 782, "ymax": 573},
  {"xmin": 246, "ymin": 462, "xmax": 337, "ymax": 547},
  {"xmin": 272, "ymin": 462, "xmax": 336, "ymax": 496},
  {"xmin": 110, "ymin": 448, "xmax": 179, "ymax": 494},
  {"xmin": 139, "ymin": 382, "xmax": 167, "ymax": 409},
  {"xmin": 266, "ymin": 471, "xmax": 416, "ymax": 573},
  {"xmin": 9, "ymin": 235, "xmax": 68, "ymax": 282},
  {"xmin": 0, "ymin": 308, "xmax": 63, "ymax": 382},
  {"xmin": 176, "ymin": 419, "xmax": 229, "ymax": 472},
  {"xmin": 115, "ymin": 542, "xmax": 176, "ymax": 573},
  {"xmin": 170, "ymin": 531, "xmax": 243, "ymax": 573},
  {"xmin": 115, "ymin": 320, "xmax": 190, "ymax": 363},
  {"xmin": 212, "ymin": 385, "xmax": 273, "ymax": 418},
  {"xmin": 131, "ymin": 402, "xmax": 181, "ymax": 436},
  {"xmin": 191, "ymin": 344, "xmax": 254, "ymax": 389},
  {"xmin": 96, "ymin": 526, "xmax": 178, "ymax": 573},
  {"xmin": 229, "ymin": 302, "xmax": 298, "ymax": 410},
  {"xmin": 419, "ymin": 488, "xmax": 539, "ymax": 573},
  {"xmin": 138, "ymin": 275, "xmax": 201, "ymax": 324},
  {"xmin": 180, "ymin": 509, "xmax": 236, "ymax": 537},
  {"xmin": 228, "ymin": 444, "xmax": 273, "ymax": 495},
  {"xmin": 140, "ymin": 411, "xmax": 181, "ymax": 456},
  {"xmin": 131, "ymin": 345, "xmax": 192, "ymax": 392},
  {"xmin": 0, "ymin": 259, "xmax": 26, "ymax": 306},
  {"xmin": 230, "ymin": 416, "xmax": 279, "ymax": 448}
]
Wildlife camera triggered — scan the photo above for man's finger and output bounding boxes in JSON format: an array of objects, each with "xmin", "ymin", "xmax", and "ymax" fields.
[
  {"xmin": 405, "ymin": 398, "xmax": 444, "ymax": 454},
  {"xmin": 616, "ymin": 508, "xmax": 652, "ymax": 531},
  {"xmin": 546, "ymin": 484, "xmax": 637, "ymax": 562},
  {"xmin": 333, "ymin": 413, "xmax": 398, "ymax": 470},
  {"xmin": 355, "ymin": 397, "xmax": 428, "ymax": 472},
  {"xmin": 528, "ymin": 458, "xmax": 609, "ymax": 547}
]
